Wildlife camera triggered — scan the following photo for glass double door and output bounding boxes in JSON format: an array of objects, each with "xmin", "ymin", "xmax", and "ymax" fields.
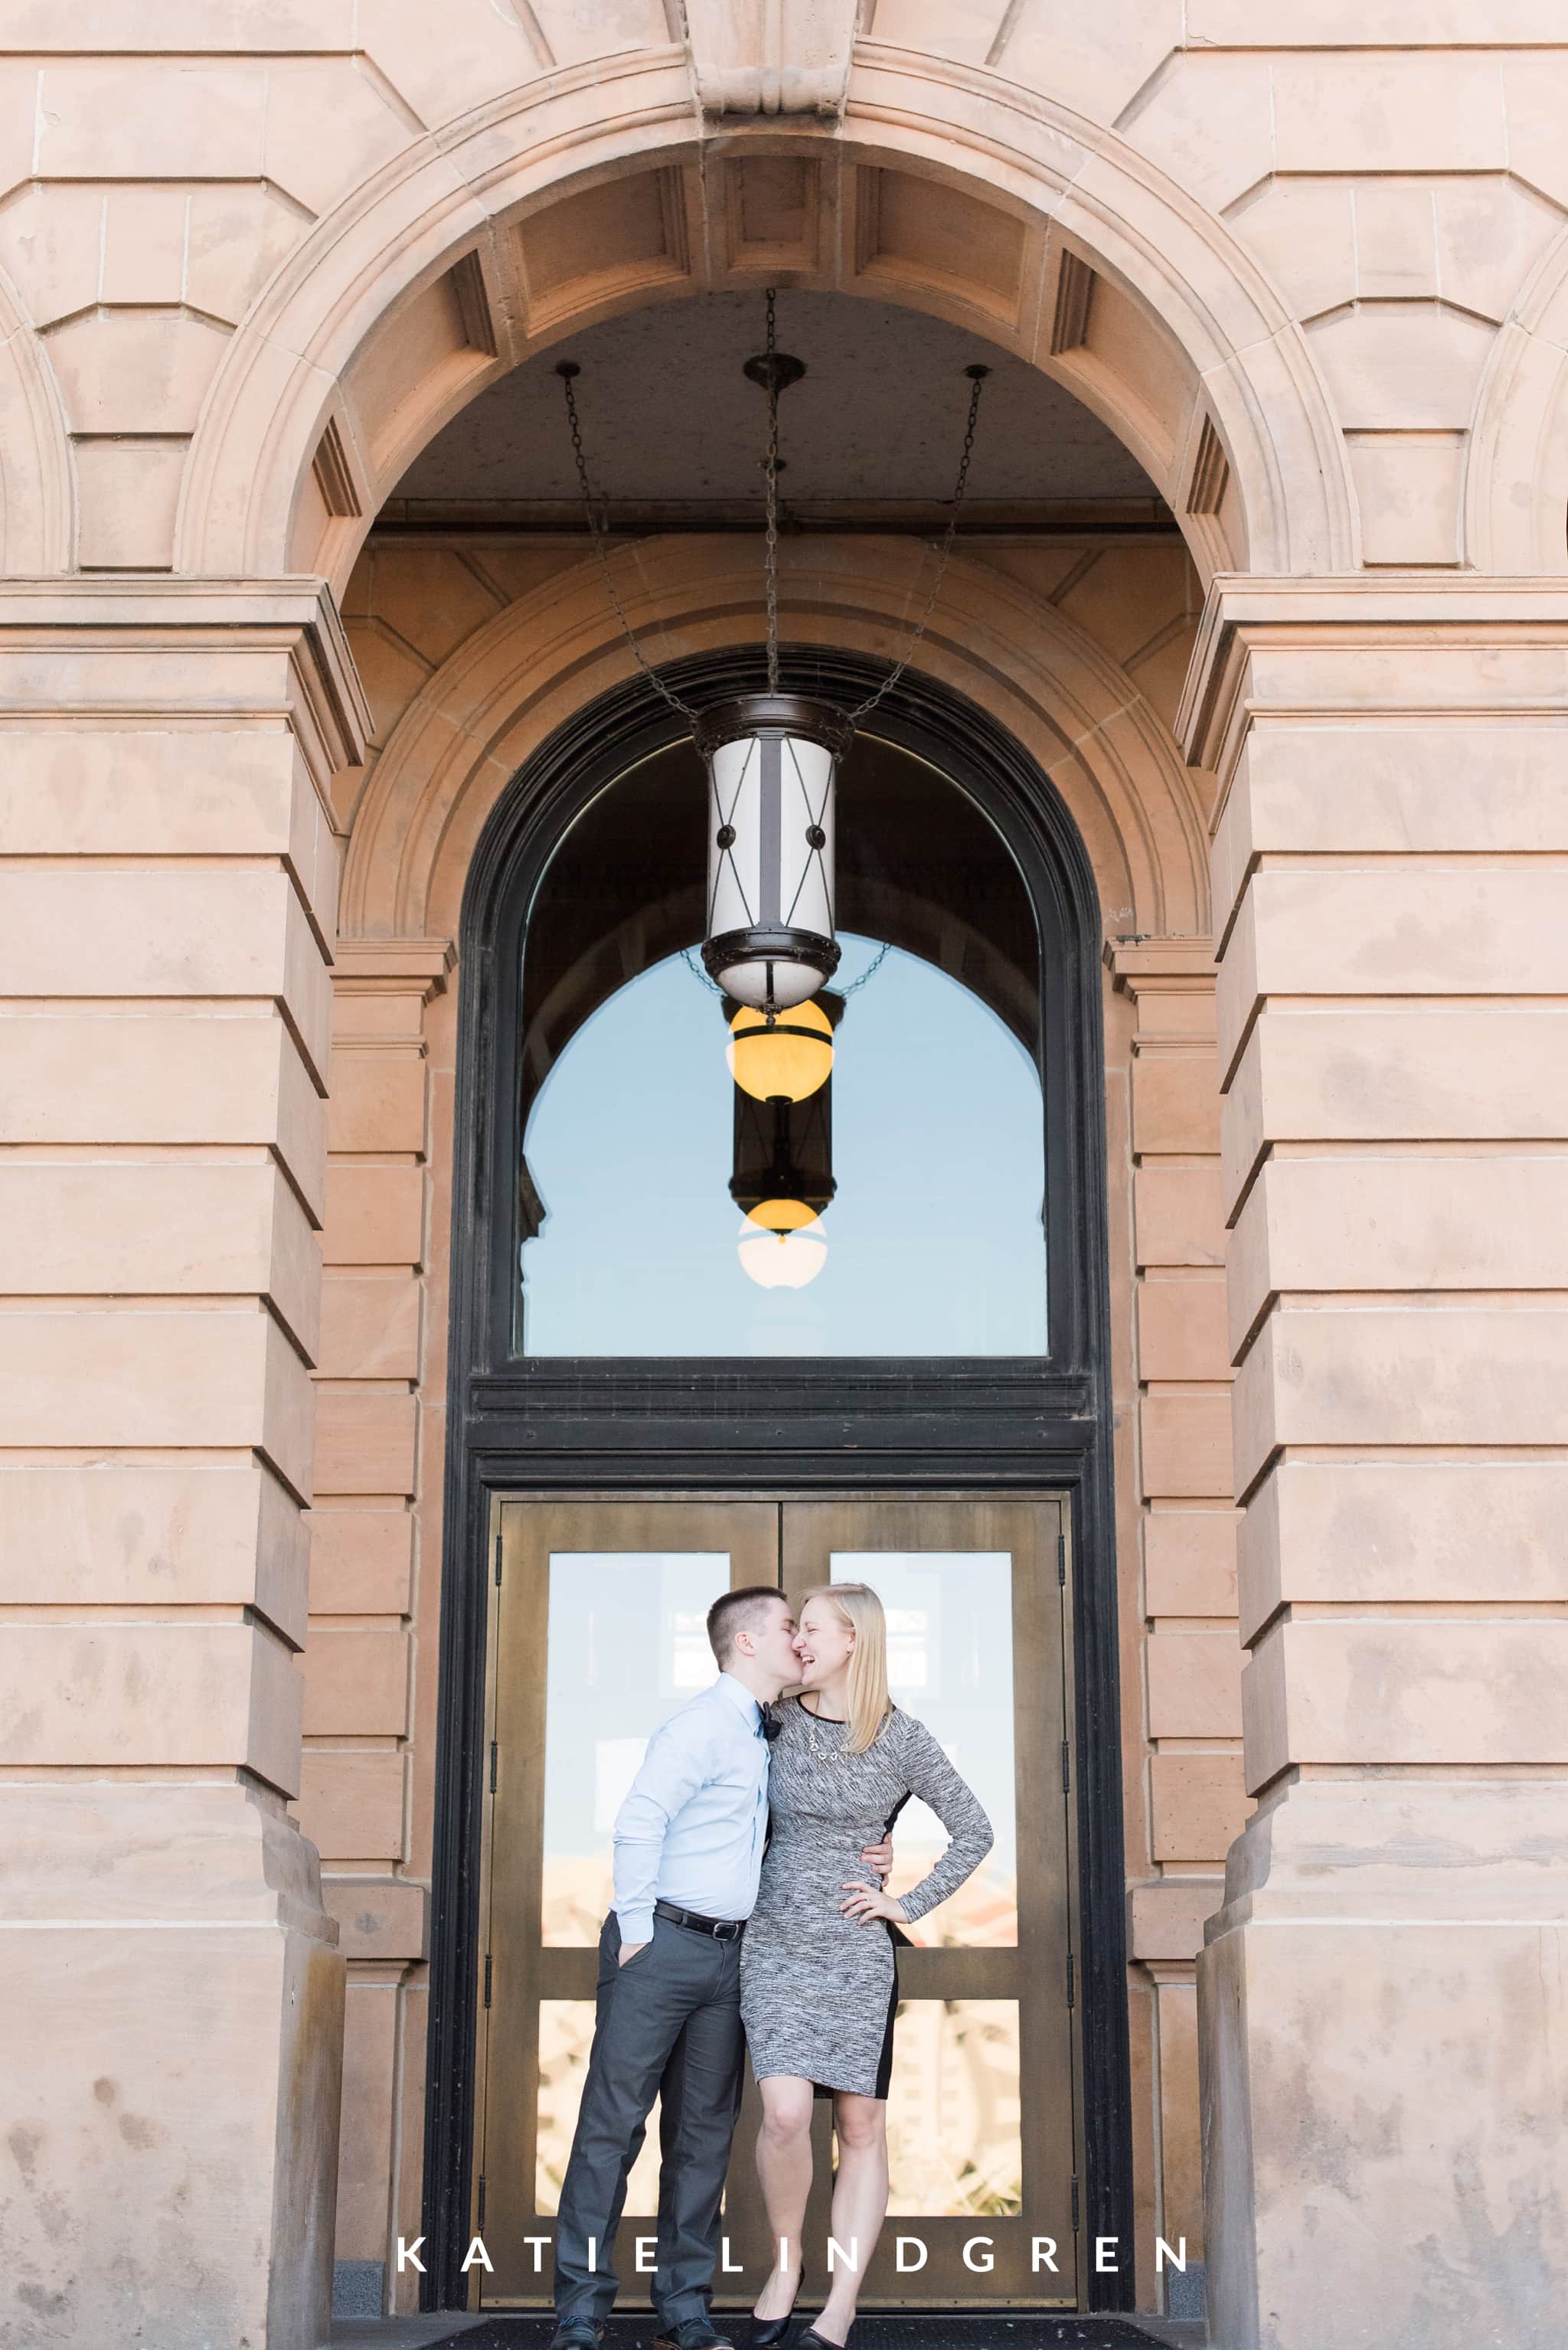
[{"xmin": 473, "ymin": 1495, "xmax": 1080, "ymax": 2309}]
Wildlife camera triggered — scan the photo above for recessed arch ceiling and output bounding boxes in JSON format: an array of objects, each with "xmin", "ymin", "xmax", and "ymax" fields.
[{"xmin": 390, "ymin": 289, "xmax": 1162, "ymax": 518}]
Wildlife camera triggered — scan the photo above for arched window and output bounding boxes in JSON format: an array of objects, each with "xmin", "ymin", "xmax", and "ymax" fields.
[
  {"xmin": 514, "ymin": 731, "xmax": 1047, "ymax": 1355},
  {"xmin": 429, "ymin": 659, "xmax": 1131, "ymax": 2306}
]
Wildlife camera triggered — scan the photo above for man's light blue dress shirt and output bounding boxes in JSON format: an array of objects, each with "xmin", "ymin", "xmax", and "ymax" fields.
[{"xmin": 612, "ymin": 1672, "xmax": 770, "ymax": 1946}]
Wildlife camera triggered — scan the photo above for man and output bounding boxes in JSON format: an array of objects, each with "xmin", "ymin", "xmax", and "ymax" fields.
[{"xmin": 549, "ymin": 1586, "xmax": 893, "ymax": 2350}]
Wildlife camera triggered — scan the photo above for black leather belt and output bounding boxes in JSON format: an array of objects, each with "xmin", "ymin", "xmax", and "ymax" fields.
[{"xmin": 653, "ymin": 1898, "xmax": 744, "ymax": 1941}]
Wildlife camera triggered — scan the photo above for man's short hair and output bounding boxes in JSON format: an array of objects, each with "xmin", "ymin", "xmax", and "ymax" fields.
[{"xmin": 707, "ymin": 1585, "xmax": 785, "ymax": 1667}]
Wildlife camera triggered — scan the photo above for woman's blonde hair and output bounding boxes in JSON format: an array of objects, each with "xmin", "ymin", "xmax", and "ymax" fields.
[{"xmin": 790, "ymin": 1581, "xmax": 891, "ymax": 1755}]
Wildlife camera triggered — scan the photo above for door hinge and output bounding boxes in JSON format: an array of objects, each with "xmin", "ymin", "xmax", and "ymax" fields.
[
  {"xmin": 1070, "ymin": 2175, "xmax": 1080, "ymax": 2233},
  {"xmin": 1066, "ymin": 1950, "xmax": 1075, "ymax": 2008},
  {"xmin": 494, "ymin": 1532, "xmax": 503, "ymax": 1587},
  {"xmin": 1057, "ymin": 1529, "xmax": 1067, "ymax": 1585},
  {"xmin": 489, "ymin": 1739, "xmax": 498, "ymax": 1795},
  {"xmin": 1060, "ymin": 1738, "xmax": 1070, "ymax": 1793},
  {"xmin": 484, "ymin": 1952, "xmax": 493, "ymax": 2008},
  {"xmin": 477, "ymin": 2173, "xmax": 487, "ymax": 2229}
]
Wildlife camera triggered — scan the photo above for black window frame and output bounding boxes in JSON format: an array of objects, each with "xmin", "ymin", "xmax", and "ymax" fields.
[{"xmin": 420, "ymin": 647, "xmax": 1135, "ymax": 2310}]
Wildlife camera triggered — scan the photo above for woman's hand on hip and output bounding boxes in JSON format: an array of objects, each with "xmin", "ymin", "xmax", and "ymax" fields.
[{"xmin": 839, "ymin": 1879, "xmax": 907, "ymax": 1925}]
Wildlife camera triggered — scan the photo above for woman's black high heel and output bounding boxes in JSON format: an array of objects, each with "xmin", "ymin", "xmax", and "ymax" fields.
[
  {"xmin": 797, "ymin": 2328, "xmax": 853, "ymax": 2350},
  {"xmin": 749, "ymin": 2267, "xmax": 802, "ymax": 2349},
  {"xmin": 748, "ymin": 2318, "xmax": 795, "ymax": 2350}
]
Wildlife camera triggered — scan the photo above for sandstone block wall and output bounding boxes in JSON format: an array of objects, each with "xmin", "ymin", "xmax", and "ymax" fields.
[{"xmin": 3, "ymin": 6, "xmax": 1568, "ymax": 2344}]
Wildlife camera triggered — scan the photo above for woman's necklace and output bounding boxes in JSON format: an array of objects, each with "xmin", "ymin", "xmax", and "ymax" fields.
[{"xmin": 802, "ymin": 1696, "xmax": 853, "ymax": 1772}]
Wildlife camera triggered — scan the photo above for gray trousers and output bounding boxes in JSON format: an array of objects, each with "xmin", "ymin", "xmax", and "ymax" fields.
[{"xmin": 554, "ymin": 1908, "xmax": 745, "ymax": 2328}]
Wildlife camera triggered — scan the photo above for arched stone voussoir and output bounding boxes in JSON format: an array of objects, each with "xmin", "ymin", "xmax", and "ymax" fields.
[
  {"xmin": 1466, "ymin": 215, "xmax": 1568, "ymax": 576},
  {"xmin": 0, "ymin": 261, "xmax": 74, "ymax": 575},
  {"xmin": 852, "ymin": 47, "xmax": 1356, "ymax": 577},
  {"xmin": 339, "ymin": 534, "xmax": 1210, "ymax": 949},
  {"xmin": 181, "ymin": 47, "xmax": 1357, "ymax": 593},
  {"xmin": 178, "ymin": 54, "xmax": 697, "ymax": 582}
]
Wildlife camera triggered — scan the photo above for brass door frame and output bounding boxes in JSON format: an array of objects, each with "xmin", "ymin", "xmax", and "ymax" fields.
[{"xmin": 472, "ymin": 1490, "xmax": 1082, "ymax": 2312}]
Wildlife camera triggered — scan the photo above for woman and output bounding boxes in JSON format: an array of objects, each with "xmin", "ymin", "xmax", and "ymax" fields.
[{"xmin": 739, "ymin": 1581, "xmax": 993, "ymax": 2350}]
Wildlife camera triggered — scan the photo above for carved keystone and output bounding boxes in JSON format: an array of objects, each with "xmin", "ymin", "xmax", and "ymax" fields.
[{"xmin": 684, "ymin": 0, "xmax": 857, "ymax": 116}]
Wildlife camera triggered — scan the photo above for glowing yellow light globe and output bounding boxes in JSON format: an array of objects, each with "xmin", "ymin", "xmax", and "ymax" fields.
[
  {"xmin": 727, "ymin": 998, "xmax": 833, "ymax": 1104},
  {"xmin": 746, "ymin": 1197, "xmax": 817, "ymax": 1234},
  {"xmin": 737, "ymin": 1217, "xmax": 828, "ymax": 1289}
]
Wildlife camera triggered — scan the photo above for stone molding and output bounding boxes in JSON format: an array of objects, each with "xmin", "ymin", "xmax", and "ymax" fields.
[
  {"xmin": 1179, "ymin": 570, "xmax": 1568, "ymax": 783},
  {"xmin": 0, "ymin": 573, "xmax": 371, "ymax": 786},
  {"xmin": 1107, "ymin": 938, "xmax": 1218, "ymax": 987},
  {"xmin": 331, "ymin": 937, "xmax": 456, "ymax": 991}
]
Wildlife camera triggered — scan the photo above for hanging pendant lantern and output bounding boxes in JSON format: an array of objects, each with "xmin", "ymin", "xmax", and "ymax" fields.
[
  {"xmin": 700, "ymin": 696, "xmax": 851, "ymax": 1009},
  {"xmin": 554, "ymin": 297, "xmax": 990, "ymax": 1278},
  {"xmin": 557, "ymin": 295, "xmax": 988, "ymax": 1012}
]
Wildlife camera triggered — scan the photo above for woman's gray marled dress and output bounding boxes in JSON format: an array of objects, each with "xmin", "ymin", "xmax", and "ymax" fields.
[{"xmin": 739, "ymin": 1697, "xmax": 993, "ymax": 2098}]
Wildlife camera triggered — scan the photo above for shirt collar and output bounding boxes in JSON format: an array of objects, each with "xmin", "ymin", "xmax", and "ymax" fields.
[{"xmin": 717, "ymin": 1671, "xmax": 763, "ymax": 1731}]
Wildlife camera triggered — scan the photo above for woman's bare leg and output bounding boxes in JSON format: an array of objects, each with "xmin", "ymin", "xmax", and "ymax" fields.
[
  {"xmin": 753, "ymin": 2076, "xmax": 814, "ymax": 2319},
  {"xmin": 813, "ymin": 2093, "xmax": 888, "ymax": 2343}
]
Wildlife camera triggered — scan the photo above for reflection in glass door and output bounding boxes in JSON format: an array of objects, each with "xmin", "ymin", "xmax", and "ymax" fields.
[
  {"xmin": 479, "ymin": 1503, "xmax": 777, "ymax": 2302},
  {"xmin": 475, "ymin": 1496, "xmax": 1077, "ymax": 2310},
  {"xmin": 537, "ymin": 1548, "xmax": 743, "ymax": 2220},
  {"xmin": 781, "ymin": 1501, "xmax": 1076, "ymax": 2306}
]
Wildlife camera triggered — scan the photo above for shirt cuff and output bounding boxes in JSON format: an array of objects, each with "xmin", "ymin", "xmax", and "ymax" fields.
[{"xmin": 616, "ymin": 1902, "xmax": 657, "ymax": 1946}]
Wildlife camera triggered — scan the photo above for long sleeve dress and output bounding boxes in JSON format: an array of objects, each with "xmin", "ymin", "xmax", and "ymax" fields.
[{"xmin": 738, "ymin": 1696, "xmax": 993, "ymax": 2098}]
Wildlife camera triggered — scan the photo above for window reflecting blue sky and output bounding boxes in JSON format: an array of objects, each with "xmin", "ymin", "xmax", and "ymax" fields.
[{"xmin": 519, "ymin": 932, "xmax": 1047, "ymax": 1355}]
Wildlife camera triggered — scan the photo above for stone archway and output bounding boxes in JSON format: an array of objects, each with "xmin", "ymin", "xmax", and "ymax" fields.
[{"xmin": 178, "ymin": 60, "xmax": 1357, "ymax": 592}]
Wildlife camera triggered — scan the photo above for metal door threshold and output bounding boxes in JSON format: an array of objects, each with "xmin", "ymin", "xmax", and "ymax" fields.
[{"xmin": 326, "ymin": 2316, "xmax": 1207, "ymax": 2350}]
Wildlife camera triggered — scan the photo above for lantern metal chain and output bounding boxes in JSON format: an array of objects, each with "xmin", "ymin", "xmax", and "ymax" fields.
[
  {"xmin": 681, "ymin": 946, "xmax": 724, "ymax": 996},
  {"xmin": 557, "ymin": 359, "xmax": 697, "ymax": 722},
  {"xmin": 838, "ymin": 940, "xmax": 890, "ymax": 995},
  {"xmin": 763, "ymin": 285, "xmax": 782, "ymax": 694},
  {"xmin": 843, "ymin": 362, "xmax": 988, "ymax": 723},
  {"xmin": 559, "ymin": 316, "xmax": 985, "ymax": 725}
]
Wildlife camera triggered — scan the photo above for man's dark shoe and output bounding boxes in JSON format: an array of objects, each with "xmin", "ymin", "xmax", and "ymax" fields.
[
  {"xmin": 549, "ymin": 2320, "xmax": 606, "ymax": 2350},
  {"xmin": 655, "ymin": 2322, "xmax": 735, "ymax": 2350}
]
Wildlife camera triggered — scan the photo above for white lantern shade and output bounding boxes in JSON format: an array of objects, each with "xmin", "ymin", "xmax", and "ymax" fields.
[{"xmin": 698, "ymin": 694, "xmax": 851, "ymax": 1009}]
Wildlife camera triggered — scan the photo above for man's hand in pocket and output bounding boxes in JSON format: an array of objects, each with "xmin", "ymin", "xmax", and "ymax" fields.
[{"xmin": 619, "ymin": 1940, "xmax": 648, "ymax": 1966}]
